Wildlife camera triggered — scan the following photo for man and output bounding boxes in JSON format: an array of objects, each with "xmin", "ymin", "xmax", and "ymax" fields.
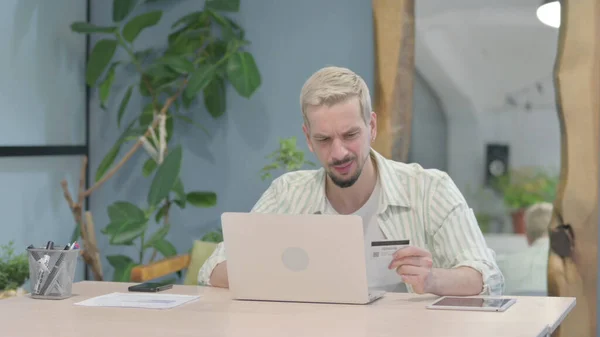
[
  {"xmin": 496, "ymin": 202, "xmax": 552, "ymax": 295},
  {"xmin": 198, "ymin": 66, "xmax": 504, "ymax": 296}
]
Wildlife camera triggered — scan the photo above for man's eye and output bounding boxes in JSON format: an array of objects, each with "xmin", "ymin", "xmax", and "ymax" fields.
[{"xmin": 346, "ymin": 133, "xmax": 358, "ymax": 138}]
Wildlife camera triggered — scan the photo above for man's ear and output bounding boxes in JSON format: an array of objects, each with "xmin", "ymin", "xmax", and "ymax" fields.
[
  {"xmin": 302, "ymin": 123, "xmax": 314, "ymax": 152},
  {"xmin": 369, "ymin": 111, "xmax": 377, "ymax": 141}
]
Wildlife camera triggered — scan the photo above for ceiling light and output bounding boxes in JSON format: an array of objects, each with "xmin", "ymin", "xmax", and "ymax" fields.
[{"xmin": 536, "ymin": 0, "xmax": 560, "ymax": 28}]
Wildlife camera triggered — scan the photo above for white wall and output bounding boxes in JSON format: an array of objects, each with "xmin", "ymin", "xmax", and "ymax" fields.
[
  {"xmin": 408, "ymin": 71, "xmax": 447, "ymax": 171},
  {"xmin": 481, "ymin": 108, "xmax": 560, "ymax": 171}
]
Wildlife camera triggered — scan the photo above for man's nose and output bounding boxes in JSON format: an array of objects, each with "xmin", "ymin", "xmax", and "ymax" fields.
[{"xmin": 330, "ymin": 138, "xmax": 348, "ymax": 161}]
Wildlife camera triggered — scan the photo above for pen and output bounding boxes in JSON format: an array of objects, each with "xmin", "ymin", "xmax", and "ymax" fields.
[
  {"xmin": 39, "ymin": 244, "xmax": 71, "ymax": 296},
  {"xmin": 32, "ymin": 242, "xmax": 55, "ymax": 295},
  {"xmin": 27, "ymin": 244, "xmax": 41, "ymax": 261}
]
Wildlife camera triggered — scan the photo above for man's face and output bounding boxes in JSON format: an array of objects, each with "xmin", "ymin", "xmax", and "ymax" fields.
[{"xmin": 302, "ymin": 97, "xmax": 376, "ymax": 188}]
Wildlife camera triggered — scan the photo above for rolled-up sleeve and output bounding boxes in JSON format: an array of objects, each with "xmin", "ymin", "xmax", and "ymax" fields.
[
  {"xmin": 428, "ymin": 174, "xmax": 505, "ymax": 296},
  {"xmin": 197, "ymin": 242, "xmax": 227, "ymax": 286},
  {"xmin": 197, "ymin": 178, "xmax": 284, "ymax": 286}
]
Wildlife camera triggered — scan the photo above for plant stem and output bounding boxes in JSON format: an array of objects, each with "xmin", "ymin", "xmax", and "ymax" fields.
[
  {"xmin": 83, "ymin": 84, "xmax": 186, "ymax": 198},
  {"xmin": 139, "ymin": 231, "xmax": 145, "ymax": 264}
]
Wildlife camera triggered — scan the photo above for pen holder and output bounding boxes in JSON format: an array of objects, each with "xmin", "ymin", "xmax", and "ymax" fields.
[{"xmin": 27, "ymin": 247, "xmax": 79, "ymax": 300}]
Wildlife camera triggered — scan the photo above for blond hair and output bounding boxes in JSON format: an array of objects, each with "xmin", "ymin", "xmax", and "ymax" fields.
[
  {"xmin": 299, "ymin": 66, "xmax": 371, "ymax": 126},
  {"xmin": 524, "ymin": 202, "xmax": 553, "ymax": 242}
]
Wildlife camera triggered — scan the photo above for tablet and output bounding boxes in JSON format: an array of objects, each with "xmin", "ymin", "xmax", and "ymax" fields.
[{"xmin": 426, "ymin": 296, "xmax": 516, "ymax": 312}]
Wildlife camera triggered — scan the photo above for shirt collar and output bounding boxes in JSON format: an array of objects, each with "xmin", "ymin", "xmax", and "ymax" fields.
[{"xmin": 308, "ymin": 149, "xmax": 411, "ymax": 215}]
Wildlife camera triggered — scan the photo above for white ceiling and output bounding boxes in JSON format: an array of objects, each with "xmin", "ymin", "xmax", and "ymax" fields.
[{"xmin": 415, "ymin": 0, "xmax": 560, "ymax": 119}]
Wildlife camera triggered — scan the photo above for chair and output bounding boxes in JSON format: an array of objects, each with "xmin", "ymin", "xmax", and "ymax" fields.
[{"xmin": 130, "ymin": 240, "xmax": 218, "ymax": 285}]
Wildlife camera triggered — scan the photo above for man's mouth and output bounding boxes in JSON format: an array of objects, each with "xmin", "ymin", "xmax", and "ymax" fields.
[{"xmin": 333, "ymin": 160, "xmax": 353, "ymax": 174}]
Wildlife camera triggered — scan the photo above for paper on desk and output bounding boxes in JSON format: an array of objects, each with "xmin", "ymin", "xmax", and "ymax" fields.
[{"xmin": 74, "ymin": 292, "xmax": 200, "ymax": 310}]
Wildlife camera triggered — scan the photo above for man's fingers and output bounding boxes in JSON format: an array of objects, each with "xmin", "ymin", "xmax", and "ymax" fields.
[
  {"xmin": 388, "ymin": 256, "xmax": 433, "ymax": 270},
  {"xmin": 393, "ymin": 246, "xmax": 432, "ymax": 260},
  {"xmin": 400, "ymin": 274, "xmax": 420, "ymax": 283},
  {"xmin": 400, "ymin": 275, "xmax": 426, "ymax": 294},
  {"xmin": 395, "ymin": 264, "xmax": 423, "ymax": 276}
]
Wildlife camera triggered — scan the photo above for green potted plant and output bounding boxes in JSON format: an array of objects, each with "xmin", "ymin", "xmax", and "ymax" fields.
[
  {"xmin": 260, "ymin": 136, "xmax": 315, "ymax": 181},
  {"xmin": 464, "ymin": 185, "xmax": 504, "ymax": 234},
  {"xmin": 0, "ymin": 241, "xmax": 29, "ymax": 299},
  {"xmin": 65, "ymin": 0, "xmax": 262, "ymax": 281},
  {"xmin": 491, "ymin": 168, "xmax": 558, "ymax": 234}
]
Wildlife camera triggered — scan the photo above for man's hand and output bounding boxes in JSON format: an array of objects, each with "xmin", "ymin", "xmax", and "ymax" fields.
[
  {"xmin": 388, "ymin": 246, "xmax": 434, "ymax": 294},
  {"xmin": 209, "ymin": 261, "xmax": 229, "ymax": 288}
]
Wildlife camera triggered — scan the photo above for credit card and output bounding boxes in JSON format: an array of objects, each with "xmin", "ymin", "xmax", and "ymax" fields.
[{"xmin": 370, "ymin": 239, "xmax": 410, "ymax": 259}]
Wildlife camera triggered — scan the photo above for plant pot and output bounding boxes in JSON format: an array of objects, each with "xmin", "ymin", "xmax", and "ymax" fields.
[{"xmin": 511, "ymin": 208, "xmax": 526, "ymax": 234}]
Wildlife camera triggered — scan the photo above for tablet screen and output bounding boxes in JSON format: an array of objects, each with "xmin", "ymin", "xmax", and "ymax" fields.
[{"xmin": 432, "ymin": 297, "xmax": 512, "ymax": 308}]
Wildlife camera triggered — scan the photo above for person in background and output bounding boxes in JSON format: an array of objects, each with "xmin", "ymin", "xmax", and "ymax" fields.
[
  {"xmin": 198, "ymin": 66, "xmax": 504, "ymax": 296},
  {"xmin": 496, "ymin": 202, "xmax": 552, "ymax": 295}
]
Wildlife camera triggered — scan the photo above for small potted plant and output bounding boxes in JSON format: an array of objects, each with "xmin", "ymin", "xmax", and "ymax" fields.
[
  {"xmin": 492, "ymin": 168, "xmax": 558, "ymax": 234},
  {"xmin": 0, "ymin": 241, "xmax": 29, "ymax": 299}
]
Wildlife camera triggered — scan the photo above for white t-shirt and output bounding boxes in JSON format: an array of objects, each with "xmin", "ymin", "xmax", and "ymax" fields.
[{"xmin": 324, "ymin": 179, "xmax": 407, "ymax": 292}]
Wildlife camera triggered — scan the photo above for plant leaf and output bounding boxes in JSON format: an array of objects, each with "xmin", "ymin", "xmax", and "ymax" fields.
[
  {"xmin": 187, "ymin": 191, "xmax": 217, "ymax": 208},
  {"xmin": 165, "ymin": 114, "xmax": 174, "ymax": 144},
  {"xmin": 70, "ymin": 22, "xmax": 118, "ymax": 34},
  {"xmin": 172, "ymin": 178, "xmax": 186, "ymax": 208},
  {"xmin": 147, "ymin": 146, "xmax": 183, "ymax": 207},
  {"xmin": 201, "ymin": 228, "xmax": 223, "ymax": 243},
  {"xmin": 99, "ymin": 62, "xmax": 119, "ymax": 110},
  {"xmin": 205, "ymin": 0, "xmax": 240, "ymax": 12},
  {"xmin": 144, "ymin": 225, "xmax": 170, "ymax": 249},
  {"xmin": 184, "ymin": 64, "xmax": 217, "ymax": 100},
  {"xmin": 226, "ymin": 52, "xmax": 261, "ymax": 98},
  {"xmin": 70, "ymin": 222, "xmax": 81, "ymax": 243},
  {"xmin": 117, "ymin": 85, "xmax": 134, "ymax": 127},
  {"xmin": 95, "ymin": 142, "xmax": 120, "ymax": 182},
  {"xmin": 171, "ymin": 11, "xmax": 203, "ymax": 29},
  {"xmin": 203, "ymin": 77, "xmax": 226, "ymax": 117},
  {"xmin": 103, "ymin": 201, "xmax": 148, "ymax": 245},
  {"xmin": 107, "ymin": 255, "xmax": 137, "ymax": 282},
  {"xmin": 109, "ymin": 219, "xmax": 148, "ymax": 245},
  {"xmin": 155, "ymin": 203, "xmax": 169, "ymax": 223},
  {"xmin": 158, "ymin": 55, "xmax": 194, "ymax": 74},
  {"xmin": 172, "ymin": 114, "xmax": 209, "ymax": 135},
  {"xmin": 143, "ymin": 158, "xmax": 157, "ymax": 177},
  {"xmin": 113, "ymin": 0, "xmax": 138, "ymax": 22},
  {"xmin": 107, "ymin": 201, "xmax": 147, "ymax": 223},
  {"xmin": 122, "ymin": 10, "xmax": 163, "ymax": 43},
  {"xmin": 139, "ymin": 103, "xmax": 155, "ymax": 128},
  {"xmin": 152, "ymin": 238, "xmax": 177, "ymax": 257},
  {"xmin": 86, "ymin": 39, "xmax": 118, "ymax": 86},
  {"xmin": 182, "ymin": 93, "xmax": 195, "ymax": 109}
]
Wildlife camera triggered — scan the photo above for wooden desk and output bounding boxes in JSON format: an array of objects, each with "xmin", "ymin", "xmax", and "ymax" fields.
[{"xmin": 0, "ymin": 281, "xmax": 575, "ymax": 337}]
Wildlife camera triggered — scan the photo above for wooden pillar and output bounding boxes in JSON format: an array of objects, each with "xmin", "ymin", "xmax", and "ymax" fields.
[
  {"xmin": 548, "ymin": 0, "xmax": 600, "ymax": 336},
  {"xmin": 371, "ymin": 0, "xmax": 414, "ymax": 161}
]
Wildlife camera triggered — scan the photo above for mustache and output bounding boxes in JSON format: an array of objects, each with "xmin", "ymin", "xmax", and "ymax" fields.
[{"xmin": 330, "ymin": 157, "xmax": 353, "ymax": 166}]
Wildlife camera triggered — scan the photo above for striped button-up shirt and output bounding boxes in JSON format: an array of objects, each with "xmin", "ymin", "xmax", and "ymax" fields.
[{"xmin": 198, "ymin": 150, "xmax": 504, "ymax": 295}]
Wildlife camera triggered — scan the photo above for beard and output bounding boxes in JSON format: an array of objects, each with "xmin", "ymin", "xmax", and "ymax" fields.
[{"xmin": 327, "ymin": 152, "xmax": 368, "ymax": 188}]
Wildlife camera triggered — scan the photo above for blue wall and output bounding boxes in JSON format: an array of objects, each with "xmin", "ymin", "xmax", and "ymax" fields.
[
  {"xmin": 0, "ymin": 0, "xmax": 87, "ymax": 283},
  {"xmin": 88, "ymin": 0, "xmax": 374, "ymax": 280}
]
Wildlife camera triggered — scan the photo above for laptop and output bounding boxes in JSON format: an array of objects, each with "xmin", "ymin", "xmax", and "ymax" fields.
[{"xmin": 220, "ymin": 212, "xmax": 385, "ymax": 304}]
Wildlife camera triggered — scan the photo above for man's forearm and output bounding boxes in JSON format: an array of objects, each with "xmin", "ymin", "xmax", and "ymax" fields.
[
  {"xmin": 209, "ymin": 261, "xmax": 229, "ymax": 288},
  {"xmin": 429, "ymin": 266, "xmax": 483, "ymax": 296}
]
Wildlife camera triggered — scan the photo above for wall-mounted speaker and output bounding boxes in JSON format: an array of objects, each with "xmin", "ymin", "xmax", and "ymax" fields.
[{"xmin": 485, "ymin": 143, "xmax": 509, "ymax": 187}]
